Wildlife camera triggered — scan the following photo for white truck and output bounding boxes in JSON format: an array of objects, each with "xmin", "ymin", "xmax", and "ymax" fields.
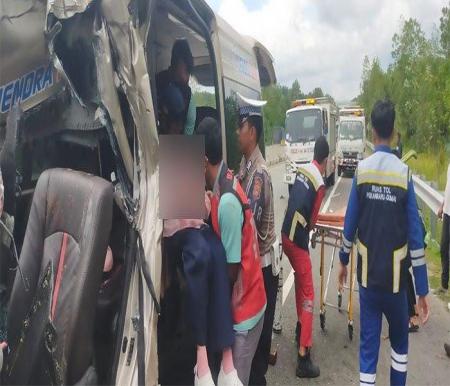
[
  {"xmin": 284, "ymin": 97, "xmax": 338, "ymax": 190},
  {"xmin": 336, "ymin": 107, "xmax": 366, "ymax": 176}
]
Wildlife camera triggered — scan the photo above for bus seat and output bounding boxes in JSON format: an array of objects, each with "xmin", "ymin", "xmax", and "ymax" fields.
[{"xmin": 4, "ymin": 168, "xmax": 113, "ymax": 385}]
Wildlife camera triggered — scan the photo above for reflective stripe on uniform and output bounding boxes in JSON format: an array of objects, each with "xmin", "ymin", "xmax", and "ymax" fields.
[
  {"xmin": 297, "ymin": 167, "xmax": 321, "ymax": 191},
  {"xmin": 411, "ymin": 257, "xmax": 426, "ymax": 267},
  {"xmin": 391, "ymin": 349, "xmax": 407, "ymax": 372},
  {"xmin": 357, "ymin": 169, "xmax": 408, "ymax": 190},
  {"xmin": 393, "ymin": 244, "xmax": 408, "ymax": 293},
  {"xmin": 360, "ymin": 372, "xmax": 376, "ymax": 385},
  {"xmin": 289, "ymin": 211, "xmax": 307, "ymax": 241},
  {"xmin": 410, "ymin": 248, "xmax": 425, "ymax": 258}
]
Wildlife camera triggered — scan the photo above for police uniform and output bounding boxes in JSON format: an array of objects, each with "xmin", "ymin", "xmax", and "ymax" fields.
[
  {"xmin": 281, "ymin": 161, "xmax": 326, "ymax": 349},
  {"xmin": 340, "ymin": 145, "xmax": 429, "ymax": 386},
  {"xmin": 236, "ymin": 96, "xmax": 278, "ymax": 386}
]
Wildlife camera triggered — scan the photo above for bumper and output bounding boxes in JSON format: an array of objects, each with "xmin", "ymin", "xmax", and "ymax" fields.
[{"xmin": 338, "ymin": 158, "xmax": 359, "ymax": 171}]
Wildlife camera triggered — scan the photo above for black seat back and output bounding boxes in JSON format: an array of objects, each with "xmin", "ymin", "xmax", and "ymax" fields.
[{"xmin": 5, "ymin": 168, "xmax": 113, "ymax": 385}]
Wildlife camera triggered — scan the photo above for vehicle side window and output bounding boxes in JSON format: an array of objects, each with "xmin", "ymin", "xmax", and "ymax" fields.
[{"xmin": 323, "ymin": 109, "xmax": 328, "ymax": 135}]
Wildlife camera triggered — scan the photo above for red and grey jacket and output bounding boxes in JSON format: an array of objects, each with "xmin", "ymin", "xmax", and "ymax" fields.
[{"xmin": 210, "ymin": 165, "xmax": 266, "ymax": 325}]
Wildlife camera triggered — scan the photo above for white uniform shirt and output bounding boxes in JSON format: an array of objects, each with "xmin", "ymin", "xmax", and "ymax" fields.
[{"xmin": 444, "ymin": 164, "xmax": 450, "ymax": 215}]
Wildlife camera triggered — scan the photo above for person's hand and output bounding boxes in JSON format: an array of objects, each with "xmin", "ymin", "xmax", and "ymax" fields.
[
  {"xmin": 438, "ymin": 204, "xmax": 444, "ymax": 220},
  {"xmin": 417, "ymin": 295, "xmax": 430, "ymax": 325},
  {"xmin": 338, "ymin": 262, "xmax": 348, "ymax": 291}
]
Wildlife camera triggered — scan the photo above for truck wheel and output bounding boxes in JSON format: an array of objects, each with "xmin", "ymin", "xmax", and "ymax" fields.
[
  {"xmin": 288, "ymin": 184, "xmax": 292, "ymax": 195},
  {"xmin": 327, "ymin": 171, "xmax": 335, "ymax": 186},
  {"xmin": 338, "ymin": 167, "xmax": 342, "ymax": 177}
]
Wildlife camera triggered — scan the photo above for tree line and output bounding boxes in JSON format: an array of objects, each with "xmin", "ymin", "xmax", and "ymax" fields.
[{"xmin": 358, "ymin": 2, "xmax": 450, "ymax": 153}]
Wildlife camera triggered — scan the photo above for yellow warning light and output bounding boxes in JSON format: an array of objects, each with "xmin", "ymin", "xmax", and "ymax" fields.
[
  {"xmin": 292, "ymin": 98, "xmax": 316, "ymax": 108},
  {"xmin": 306, "ymin": 98, "xmax": 316, "ymax": 105}
]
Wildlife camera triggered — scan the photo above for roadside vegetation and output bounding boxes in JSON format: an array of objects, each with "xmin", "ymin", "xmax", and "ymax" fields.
[{"xmin": 358, "ymin": 2, "xmax": 450, "ymax": 189}]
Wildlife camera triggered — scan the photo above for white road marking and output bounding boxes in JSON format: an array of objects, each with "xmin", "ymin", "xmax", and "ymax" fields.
[
  {"xmin": 321, "ymin": 176, "xmax": 342, "ymax": 214},
  {"xmin": 282, "ymin": 176, "xmax": 343, "ymax": 305},
  {"xmin": 282, "ymin": 269, "xmax": 294, "ymax": 305}
]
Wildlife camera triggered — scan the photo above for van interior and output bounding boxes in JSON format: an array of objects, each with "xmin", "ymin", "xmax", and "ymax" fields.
[{"xmin": 0, "ymin": 1, "xmax": 221, "ymax": 385}]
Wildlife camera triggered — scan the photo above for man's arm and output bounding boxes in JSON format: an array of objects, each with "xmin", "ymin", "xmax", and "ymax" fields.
[
  {"xmin": 406, "ymin": 178, "xmax": 429, "ymax": 296},
  {"xmin": 218, "ymin": 193, "xmax": 244, "ymax": 285},
  {"xmin": 339, "ymin": 176, "xmax": 359, "ymax": 266}
]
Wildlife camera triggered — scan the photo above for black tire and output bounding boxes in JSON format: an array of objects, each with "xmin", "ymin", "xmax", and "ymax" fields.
[
  {"xmin": 338, "ymin": 166, "xmax": 342, "ymax": 177},
  {"xmin": 348, "ymin": 324, "xmax": 354, "ymax": 341},
  {"xmin": 320, "ymin": 313, "xmax": 325, "ymax": 330},
  {"xmin": 288, "ymin": 184, "xmax": 292, "ymax": 195},
  {"xmin": 327, "ymin": 171, "xmax": 335, "ymax": 187}
]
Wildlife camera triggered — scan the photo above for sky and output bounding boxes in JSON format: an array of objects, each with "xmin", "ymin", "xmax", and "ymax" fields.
[{"xmin": 205, "ymin": 0, "xmax": 447, "ymax": 101}]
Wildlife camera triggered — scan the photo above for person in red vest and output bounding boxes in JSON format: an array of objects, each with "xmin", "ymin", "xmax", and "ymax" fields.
[
  {"xmin": 281, "ymin": 136, "xmax": 329, "ymax": 378},
  {"xmin": 197, "ymin": 117, "xmax": 266, "ymax": 386}
]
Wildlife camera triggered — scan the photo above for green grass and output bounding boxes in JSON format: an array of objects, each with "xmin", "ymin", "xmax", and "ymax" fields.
[
  {"xmin": 408, "ymin": 149, "xmax": 448, "ymax": 191},
  {"xmin": 425, "ymin": 243, "xmax": 450, "ymax": 304}
]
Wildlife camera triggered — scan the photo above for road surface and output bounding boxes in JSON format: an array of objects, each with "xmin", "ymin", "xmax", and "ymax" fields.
[{"xmin": 266, "ymin": 163, "xmax": 450, "ymax": 385}]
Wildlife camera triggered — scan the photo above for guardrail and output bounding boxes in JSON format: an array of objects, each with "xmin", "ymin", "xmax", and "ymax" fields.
[{"xmin": 366, "ymin": 141, "xmax": 443, "ymax": 242}]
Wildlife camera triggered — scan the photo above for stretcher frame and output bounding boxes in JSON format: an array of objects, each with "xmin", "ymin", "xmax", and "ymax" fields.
[{"xmin": 311, "ymin": 220, "xmax": 357, "ymax": 340}]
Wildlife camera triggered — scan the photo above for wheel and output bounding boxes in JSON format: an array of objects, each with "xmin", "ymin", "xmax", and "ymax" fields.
[
  {"xmin": 288, "ymin": 184, "xmax": 292, "ymax": 195},
  {"xmin": 348, "ymin": 323, "xmax": 354, "ymax": 340},
  {"xmin": 327, "ymin": 171, "xmax": 335, "ymax": 186},
  {"xmin": 338, "ymin": 166, "xmax": 342, "ymax": 177},
  {"xmin": 320, "ymin": 313, "xmax": 326, "ymax": 330},
  {"xmin": 338, "ymin": 291, "xmax": 342, "ymax": 310}
]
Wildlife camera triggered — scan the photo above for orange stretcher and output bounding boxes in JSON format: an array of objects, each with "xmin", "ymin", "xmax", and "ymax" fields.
[{"xmin": 311, "ymin": 213, "xmax": 357, "ymax": 340}]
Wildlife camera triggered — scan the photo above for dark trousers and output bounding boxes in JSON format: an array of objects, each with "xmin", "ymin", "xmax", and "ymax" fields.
[
  {"xmin": 164, "ymin": 226, "xmax": 234, "ymax": 351},
  {"xmin": 249, "ymin": 264, "xmax": 278, "ymax": 386},
  {"xmin": 359, "ymin": 286, "xmax": 409, "ymax": 386},
  {"xmin": 441, "ymin": 214, "xmax": 450, "ymax": 290},
  {"xmin": 406, "ymin": 271, "xmax": 417, "ymax": 318}
]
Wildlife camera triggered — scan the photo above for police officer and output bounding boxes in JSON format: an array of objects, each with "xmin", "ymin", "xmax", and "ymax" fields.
[
  {"xmin": 339, "ymin": 100, "xmax": 430, "ymax": 386},
  {"xmin": 281, "ymin": 136, "xmax": 329, "ymax": 379},
  {"xmin": 235, "ymin": 95, "xmax": 277, "ymax": 386}
]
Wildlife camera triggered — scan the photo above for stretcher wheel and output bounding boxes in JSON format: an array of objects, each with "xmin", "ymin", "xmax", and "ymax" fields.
[
  {"xmin": 311, "ymin": 234, "xmax": 317, "ymax": 249},
  {"xmin": 338, "ymin": 292, "xmax": 342, "ymax": 310},
  {"xmin": 348, "ymin": 323, "xmax": 353, "ymax": 341},
  {"xmin": 320, "ymin": 313, "xmax": 325, "ymax": 330}
]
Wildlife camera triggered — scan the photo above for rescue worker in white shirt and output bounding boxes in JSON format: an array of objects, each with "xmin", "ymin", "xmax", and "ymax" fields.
[
  {"xmin": 438, "ymin": 162, "xmax": 450, "ymax": 357},
  {"xmin": 236, "ymin": 96, "xmax": 277, "ymax": 386},
  {"xmin": 339, "ymin": 100, "xmax": 430, "ymax": 386}
]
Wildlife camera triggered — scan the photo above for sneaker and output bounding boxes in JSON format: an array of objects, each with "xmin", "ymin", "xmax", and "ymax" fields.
[
  {"xmin": 445, "ymin": 343, "xmax": 450, "ymax": 358},
  {"xmin": 296, "ymin": 350, "xmax": 320, "ymax": 378},
  {"xmin": 217, "ymin": 367, "xmax": 243, "ymax": 386},
  {"xmin": 194, "ymin": 366, "xmax": 215, "ymax": 386}
]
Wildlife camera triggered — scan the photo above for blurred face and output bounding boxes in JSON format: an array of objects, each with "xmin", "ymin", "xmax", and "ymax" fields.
[
  {"xmin": 173, "ymin": 62, "xmax": 190, "ymax": 86},
  {"xmin": 237, "ymin": 119, "xmax": 255, "ymax": 154}
]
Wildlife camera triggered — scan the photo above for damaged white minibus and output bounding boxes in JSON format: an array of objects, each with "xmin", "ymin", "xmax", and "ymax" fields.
[{"xmin": 0, "ymin": 1, "xmax": 275, "ymax": 385}]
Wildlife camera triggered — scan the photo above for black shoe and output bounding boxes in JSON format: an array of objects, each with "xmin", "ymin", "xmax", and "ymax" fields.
[
  {"xmin": 296, "ymin": 350, "xmax": 320, "ymax": 378},
  {"xmin": 444, "ymin": 343, "xmax": 450, "ymax": 357},
  {"xmin": 295, "ymin": 322, "xmax": 301, "ymax": 347}
]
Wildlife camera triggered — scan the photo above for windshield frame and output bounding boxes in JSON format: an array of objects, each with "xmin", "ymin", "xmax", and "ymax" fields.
[
  {"xmin": 338, "ymin": 120, "xmax": 364, "ymax": 141},
  {"xmin": 285, "ymin": 108, "xmax": 323, "ymax": 144}
]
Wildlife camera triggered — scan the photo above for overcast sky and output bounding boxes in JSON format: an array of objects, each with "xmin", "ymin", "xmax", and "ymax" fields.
[{"xmin": 206, "ymin": 0, "xmax": 447, "ymax": 101}]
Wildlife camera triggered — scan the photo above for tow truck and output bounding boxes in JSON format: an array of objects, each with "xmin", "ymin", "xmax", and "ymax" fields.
[
  {"xmin": 284, "ymin": 97, "xmax": 338, "ymax": 190},
  {"xmin": 336, "ymin": 106, "xmax": 366, "ymax": 176}
]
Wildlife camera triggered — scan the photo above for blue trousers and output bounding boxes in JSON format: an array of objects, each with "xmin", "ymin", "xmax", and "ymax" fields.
[
  {"xmin": 359, "ymin": 286, "xmax": 409, "ymax": 386},
  {"xmin": 164, "ymin": 226, "xmax": 234, "ymax": 351}
]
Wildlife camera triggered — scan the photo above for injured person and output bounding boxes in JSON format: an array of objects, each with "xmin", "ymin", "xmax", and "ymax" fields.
[{"xmin": 159, "ymin": 84, "xmax": 242, "ymax": 386}]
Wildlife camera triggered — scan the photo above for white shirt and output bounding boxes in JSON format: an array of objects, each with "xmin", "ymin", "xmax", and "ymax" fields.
[{"xmin": 444, "ymin": 164, "xmax": 450, "ymax": 215}]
